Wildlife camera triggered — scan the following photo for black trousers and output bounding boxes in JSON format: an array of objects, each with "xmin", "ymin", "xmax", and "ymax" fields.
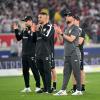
[
  {"xmin": 22, "ymin": 55, "xmax": 40, "ymax": 88},
  {"xmin": 36, "ymin": 57, "xmax": 51, "ymax": 92}
]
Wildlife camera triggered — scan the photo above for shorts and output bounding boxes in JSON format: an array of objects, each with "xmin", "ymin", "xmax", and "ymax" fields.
[
  {"xmin": 50, "ymin": 52, "xmax": 55, "ymax": 69},
  {"xmin": 80, "ymin": 51, "xmax": 84, "ymax": 70}
]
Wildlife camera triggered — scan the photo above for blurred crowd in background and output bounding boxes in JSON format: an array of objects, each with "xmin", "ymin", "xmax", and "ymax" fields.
[{"xmin": 0, "ymin": 0, "xmax": 100, "ymax": 46}]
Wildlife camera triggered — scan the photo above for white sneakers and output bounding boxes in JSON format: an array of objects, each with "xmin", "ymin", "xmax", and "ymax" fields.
[
  {"xmin": 21, "ymin": 87, "xmax": 32, "ymax": 93},
  {"xmin": 35, "ymin": 87, "xmax": 41, "ymax": 93},
  {"xmin": 21, "ymin": 87, "xmax": 83, "ymax": 96},
  {"xmin": 54, "ymin": 89, "xmax": 83, "ymax": 96},
  {"xmin": 54, "ymin": 90, "xmax": 67, "ymax": 96},
  {"xmin": 21, "ymin": 87, "xmax": 41, "ymax": 93},
  {"xmin": 71, "ymin": 90, "xmax": 83, "ymax": 95}
]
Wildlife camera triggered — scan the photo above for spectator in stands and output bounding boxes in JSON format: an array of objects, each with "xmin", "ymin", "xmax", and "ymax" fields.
[
  {"xmin": 54, "ymin": 33, "xmax": 63, "ymax": 46},
  {"xmin": 0, "ymin": 0, "xmax": 100, "ymax": 43},
  {"xmin": 10, "ymin": 38, "xmax": 18, "ymax": 57}
]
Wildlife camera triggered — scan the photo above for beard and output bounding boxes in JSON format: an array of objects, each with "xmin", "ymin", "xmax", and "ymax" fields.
[{"xmin": 67, "ymin": 21, "xmax": 72, "ymax": 24}]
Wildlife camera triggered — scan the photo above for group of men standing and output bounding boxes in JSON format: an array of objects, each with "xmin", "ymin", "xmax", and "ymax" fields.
[
  {"xmin": 13, "ymin": 10, "xmax": 57, "ymax": 93},
  {"xmin": 13, "ymin": 9, "xmax": 85, "ymax": 95}
]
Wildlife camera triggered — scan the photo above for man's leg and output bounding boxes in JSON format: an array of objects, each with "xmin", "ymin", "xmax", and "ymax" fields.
[
  {"xmin": 71, "ymin": 53, "xmax": 81, "ymax": 91},
  {"xmin": 36, "ymin": 58, "xmax": 47, "ymax": 92},
  {"xmin": 62, "ymin": 56, "xmax": 72, "ymax": 90},
  {"xmin": 80, "ymin": 59, "xmax": 85, "ymax": 91},
  {"xmin": 43, "ymin": 57, "xmax": 52, "ymax": 93},
  {"xmin": 29, "ymin": 56, "xmax": 40, "ymax": 88},
  {"xmin": 22, "ymin": 56, "xmax": 30, "ymax": 88},
  {"xmin": 81, "ymin": 70, "xmax": 85, "ymax": 91},
  {"xmin": 51, "ymin": 68, "xmax": 57, "ymax": 90},
  {"xmin": 51, "ymin": 57, "xmax": 57, "ymax": 90},
  {"xmin": 54, "ymin": 56, "xmax": 72, "ymax": 96},
  {"xmin": 71, "ymin": 72, "xmax": 77, "ymax": 92},
  {"xmin": 71, "ymin": 53, "xmax": 85, "ymax": 92}
]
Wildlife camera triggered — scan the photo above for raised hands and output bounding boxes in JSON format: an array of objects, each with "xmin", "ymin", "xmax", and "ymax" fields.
[
  {"xmin": 31, "ymin": 23, "xmax": 36, "ymax": 32},
  {"xmin": 36, "ymin": 24, "xmax": 42, "ymax": 31},
  {"xmin": 13, "ymin": 23, "xmax": 18, "ymax": 30}
]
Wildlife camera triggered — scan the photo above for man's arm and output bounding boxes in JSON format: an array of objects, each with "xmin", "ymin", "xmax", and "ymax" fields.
[
  {"xmin": 79, "ymin": 37, "xmax": 84, "ymax": 45},
  {"xmin": 39, "ymin": 24, "xmax": 54, "ymax": 40},
  {"xmin": 54, "ymin": 25, "xmax": 63, "ymax": 42},
  {"xmin": 30, "ymin": 23, "xmax": 37, "ymax": 42},
  {"xmin": 54, "ymin": 25, "xmax": 76, "ymax": 42},
  {"xmin": 63, "ymin": 34, "xmax": 76, "ymax": 42},
  {"xmin": 79, "ymin": 29, "xmax": 85, "ymax": 45},
  {"xmin": 63, "ymin": 27, "xmax": 79, "ymax": 42},
  {"xmin": 13, "ymin": 23, "xmax": 23, "ymax": 41}
]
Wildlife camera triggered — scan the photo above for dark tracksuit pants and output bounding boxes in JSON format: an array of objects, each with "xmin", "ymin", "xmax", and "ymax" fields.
[
  {"xmin": 22, "ymin": 55, "xmax": 40, "ymax": 88},
  {"xmin": 62, "ymin": 51, "xmax": 81, "ymax": 91},
  {"xmin": 36, "ymin": 57, "xmax": 51, "ymax": 92}
]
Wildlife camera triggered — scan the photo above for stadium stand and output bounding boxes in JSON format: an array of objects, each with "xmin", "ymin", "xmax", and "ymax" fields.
[{"xmin": 0, "ymin": 0, "xmax": 100, "ymax": 44}]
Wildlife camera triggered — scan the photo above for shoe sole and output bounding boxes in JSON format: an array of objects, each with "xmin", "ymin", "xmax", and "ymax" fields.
[
  {"xmin": 72, "ymin": 93, "xmax": 83, "ymax": 95},
  {"xmin": 53, "ymin": 94, "xmax": 67, "ymax": 96},
  {"xmin": 21, "ymin": 91, "xmax": 32, "ymax": 93}
]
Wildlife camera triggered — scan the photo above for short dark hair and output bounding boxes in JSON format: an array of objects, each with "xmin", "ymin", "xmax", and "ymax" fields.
[
  {"xmin": 22, "ymin": 16, "xmax": 32, "ymax": 21},
  {"xmin": 74, "ymin": 15, "xmax": 80, "ymax": 21},
  {"xmin": 64, "ymin": 11, "xmax": 75, "ymax": 18}
]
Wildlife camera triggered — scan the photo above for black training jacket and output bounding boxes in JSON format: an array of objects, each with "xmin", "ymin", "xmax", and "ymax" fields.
[
  {"xmin": 14, "ymin": 28, "xmax": 36, "ymax": 56},
  {"xmin": 36, "ymin": 22, "xmax": 55, "ymax": 59}
]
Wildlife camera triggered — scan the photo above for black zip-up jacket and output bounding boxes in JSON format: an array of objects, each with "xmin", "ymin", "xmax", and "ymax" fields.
[
  {"xmin": 14, "ymin": 28, "xmax": 36, "ymax": 56},
  {"xmin": 78, "ymin": 28, "xmax": 85, "ymax": 52},
  {"xmin": 36, "ymin": 22, "xmax": 55, "ymax": 59}
]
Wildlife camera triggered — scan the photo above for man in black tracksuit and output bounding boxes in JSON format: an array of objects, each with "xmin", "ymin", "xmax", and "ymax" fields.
[
  {"xmin": 79, "ymin": 29, "xmax": 85, "ymax": 91},
  {"xmin": 49, "ymin": 31, "xmax": 57, "ymax": 91},
  {"xmin": 13, "ymin": 16, "xmax": 40, "ymax": 92},
  {"xmin": 71, "ymin": 15, "xmax": 86, "ymax": 92},
  {"xmin": 36, "ymin": 11, "xmax": 55, "ymax": 93}
]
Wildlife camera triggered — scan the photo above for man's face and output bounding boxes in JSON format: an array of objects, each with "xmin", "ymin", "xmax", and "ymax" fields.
[
  {"xmin": 38, "ymin": 14, "xmax": 48, "ymax": 24},
  {"xmin": 25, "ymin": 20, "xmax": 32, "ymax": 27},
  {"xmin": 65, "ymin": 16, "xmax": 75, "ymax": 25}
]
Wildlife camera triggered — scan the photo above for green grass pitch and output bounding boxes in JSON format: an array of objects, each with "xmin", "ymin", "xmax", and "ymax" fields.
[{"xmin": 0, "ymin": 72, "xmax": 100, "ymax": 100}]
